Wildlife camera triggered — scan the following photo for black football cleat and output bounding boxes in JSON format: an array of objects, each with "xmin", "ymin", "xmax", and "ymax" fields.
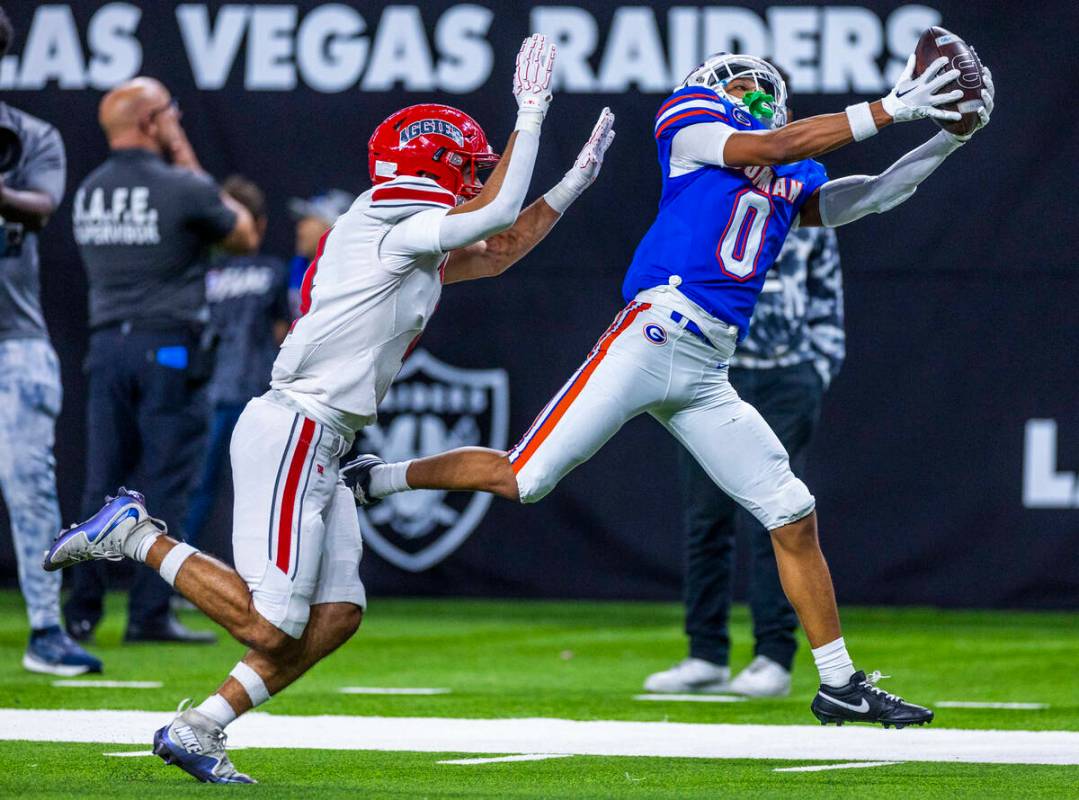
[
  {"xmin": 341, "ymin": 454, "xmax": 385, "ymax": 507},
  {"xmin": 811, "ymin": 670, "xmax": 933, "ymax": 728}
]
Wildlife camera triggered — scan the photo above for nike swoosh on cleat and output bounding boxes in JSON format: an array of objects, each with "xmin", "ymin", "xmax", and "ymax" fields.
[
  {"xmin": 93, "ymin": 507, "xmax": 139, "ymax": 542},
  {"xmin": 817, "ymin": 692, "xmax": 870, "ymax": 713}
]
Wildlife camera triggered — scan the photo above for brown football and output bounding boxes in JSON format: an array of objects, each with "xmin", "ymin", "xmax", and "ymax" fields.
[{"xmin": 913, "ymin": 26, "xmax": 985, "ymax": 136}]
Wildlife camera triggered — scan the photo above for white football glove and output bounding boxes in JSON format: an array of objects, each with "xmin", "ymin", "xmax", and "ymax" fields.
[
  {"xmin": 943, "ymin": 65, "xmax": 994, "ymax": 144},
  {"xmin": 544, "ymin": 108, "xmax": 616, "ymax": 214},
  {"xmin": 882, "ymin": 54, "xmax": 963, "ymax": 123},
  {"xmin": 513, "ymin": 34, "xmax": 556, "ymax": 122}
]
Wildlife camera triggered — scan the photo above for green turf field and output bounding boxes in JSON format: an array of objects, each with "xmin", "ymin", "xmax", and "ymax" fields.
[
  {"xmin": 4, "ymin": 742, "xmax": 1077, "ymax": 800},
  {"xmin": 1, "ymin": 590, "xmax": 1076, "ymax": 797}
]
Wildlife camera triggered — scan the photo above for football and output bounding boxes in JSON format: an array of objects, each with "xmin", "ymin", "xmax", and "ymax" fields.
[{"xmin": 914, "ymin": 26, "xmax": 985, "ymax": 136}]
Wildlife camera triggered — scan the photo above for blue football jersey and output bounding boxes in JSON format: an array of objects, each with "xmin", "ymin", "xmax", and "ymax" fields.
[{"xmin": 622, "ymin": 87, "xmax": 829, "ymax": 341}]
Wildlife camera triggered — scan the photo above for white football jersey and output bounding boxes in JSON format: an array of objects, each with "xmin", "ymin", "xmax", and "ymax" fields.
[{"xmin": 270, "ymin": 176, "xmax": 455, "ymax": 436}]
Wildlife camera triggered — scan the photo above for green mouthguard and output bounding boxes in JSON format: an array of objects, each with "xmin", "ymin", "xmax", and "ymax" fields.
[{"xmin": 742, "ymin": 91, "xmax": 775, "ymax": 120}]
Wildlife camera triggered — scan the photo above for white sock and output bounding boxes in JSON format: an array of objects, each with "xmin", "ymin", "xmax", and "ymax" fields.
[
  {"xmin": 121, "ymin": 519, "xmax": 165, "ymax": 562},
  {"xmin": 812, "ymin": 637, "xmax": 856, "ymax": 688},
  {"xmin": 195, "ymin": 693, "xmax": 237, "ymax": 728},
  {"xmin": 368, "ymin": 460, "xmax": 412, "ymax": 498},
  {"xmin": 132, "ymin": 531, "xmax": 159, "ymax": 562}
]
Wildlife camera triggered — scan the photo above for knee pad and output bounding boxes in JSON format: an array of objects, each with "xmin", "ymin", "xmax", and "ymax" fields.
[{"xmin": 762, "ymin": 475, "xmax": 815, "ymax": 531}]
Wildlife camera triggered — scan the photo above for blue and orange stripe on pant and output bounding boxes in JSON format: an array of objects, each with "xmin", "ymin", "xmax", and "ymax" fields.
[{"xmin": 509, "ymin": 302, "xmax": 650, "ymax": 473}]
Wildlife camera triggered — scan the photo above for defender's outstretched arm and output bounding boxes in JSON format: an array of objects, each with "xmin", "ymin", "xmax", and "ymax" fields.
[
  {"xmin": 432, "ymin": 35, "xmax": 554, "ymax": 255},
  {"xmin": 444, "ymin": 108, "xmax": 616, "ymax": 284}
]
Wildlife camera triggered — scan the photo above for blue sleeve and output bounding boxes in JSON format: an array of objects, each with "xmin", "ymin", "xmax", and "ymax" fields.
[
  {"xmin": 287, "ymin": 254, "xmax": 308, "ymax": 319},
  {"xmin": 803, "ymin": 159, "xmax": 829, "ymax": 196},
  {"xmin": 288, "ymin": 254, "xmax": 308, "ymax": 290},
  {"xmin": 653, "ymin": 88, "xmax": 745, "ymax": 143}
]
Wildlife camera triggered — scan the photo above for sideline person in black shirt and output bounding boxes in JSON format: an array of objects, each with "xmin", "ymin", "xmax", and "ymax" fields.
[{"xmin": 65, "ymin": 77, "xmax": 256, "ymax": 643}]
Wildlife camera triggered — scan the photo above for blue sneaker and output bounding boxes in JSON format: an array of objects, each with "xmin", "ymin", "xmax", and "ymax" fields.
[
  {"xmin": 23, "ymin": 626, "xmax": 103, "ymax": 676},
  {"xmin": 153, "ymin": 701, "xmax": 255, "ymax": 784},
  {"xmin": 42, "ymin": 488, "xmax": 159, "ymax": 572}
]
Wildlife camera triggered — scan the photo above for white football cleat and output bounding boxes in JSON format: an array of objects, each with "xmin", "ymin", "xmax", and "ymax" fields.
[
  {"xmin": 729, "ymin": 655, "xmax": 792, "ymax": 697},
  {"xmin": 643, "ymin": 658, "xmax": 731, "ymax": 693}
]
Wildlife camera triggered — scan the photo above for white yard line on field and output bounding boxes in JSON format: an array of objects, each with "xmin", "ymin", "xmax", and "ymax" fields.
[
  {"xmin": 51, "ymin": 680, "xmax": 163, "ymax": 689},
  {"xmin": 634, "ymin": 694, "xmax": 746, "ymax": 703},
  {"xmin": 774, "ymin": 761, "xmax": 904, "ymax": 773},
  {"xmin": 776, "ymin": 760, "xmax": 902, "ymax": 768},
  {"xmin": 438, "ymin": 754, "xmax": 572, "ymax": 765},
  {"xmin": 2, "ymin": 709, "xmax": 1077, "ymax": 765},
  {"xmin": 937, "ymin": 702, "xmax": 1048, "ymax": 710},
  {"xmin": 338, "ymin": 687, "xmax": 451, "ymax": 696}
]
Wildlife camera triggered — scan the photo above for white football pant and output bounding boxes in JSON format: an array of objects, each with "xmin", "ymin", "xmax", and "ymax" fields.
[
  {"xmin": 230, "ymin": 395, "xmax": 367, "ymax": 638},
  {"xmin": 509, "ymin": 300, "xmax": 815, "ymax": 531}
]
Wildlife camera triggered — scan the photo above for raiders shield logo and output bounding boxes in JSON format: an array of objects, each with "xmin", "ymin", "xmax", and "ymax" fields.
[{"xmin": 357, "ymin": 349, "xmax": 509, "ymax": 572}]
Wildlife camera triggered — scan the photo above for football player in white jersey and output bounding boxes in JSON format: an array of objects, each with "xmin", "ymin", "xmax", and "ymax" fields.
[{"xmin": 43, "ymin": 35, "xmax": 615, "ymax": 784}]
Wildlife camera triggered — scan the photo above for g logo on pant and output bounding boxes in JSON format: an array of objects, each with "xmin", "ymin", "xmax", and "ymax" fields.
[{"xmin": 643, "ymin": 323, "xmax": 668, "ymax": 345}]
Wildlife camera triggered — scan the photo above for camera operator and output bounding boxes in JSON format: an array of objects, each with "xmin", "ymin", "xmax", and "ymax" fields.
[
  {"xmin": 0, "ymin": 7, "xmax": 101, "ymax": 675},
  {"xmin": 65, "ymin": 77, "xmax": 256, "ymax": 644}
]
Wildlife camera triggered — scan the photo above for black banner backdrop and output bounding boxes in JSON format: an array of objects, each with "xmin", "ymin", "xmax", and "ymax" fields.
[{"xmin": 0, "ymin": 1, "xmax": 1076, "ymax": 608}]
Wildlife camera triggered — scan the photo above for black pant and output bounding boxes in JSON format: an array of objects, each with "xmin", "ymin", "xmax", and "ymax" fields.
[
  {"xmin": 64, "ymin": 326, "xmax": 209, "ymax": 631},
  {"xmin": 680, "ymin": 361, "xmax": 823, "ymax": 671}
]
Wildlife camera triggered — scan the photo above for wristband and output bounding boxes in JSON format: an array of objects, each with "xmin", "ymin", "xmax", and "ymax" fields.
[
  {"xmin": 543, "ymin": 180, "xmax": 578, "ymax": 214},
  {"xmin": 845, "ymin": 102, "xmax": 878, "ymax": 142},
  {"xmin": 514, "ymin": 109, "xmax": 543, "ymax": 136}
]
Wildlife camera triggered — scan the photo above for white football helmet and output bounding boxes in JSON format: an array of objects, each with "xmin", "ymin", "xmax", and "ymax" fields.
[{"xmin": 679, "ymin": 53, "xmax": 789, "ymax": 129}]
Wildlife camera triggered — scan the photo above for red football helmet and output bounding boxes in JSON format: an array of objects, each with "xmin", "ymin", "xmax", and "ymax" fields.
[{"xmin": 368, "ymin": 104, "xmax": 500, "ymax": 200}]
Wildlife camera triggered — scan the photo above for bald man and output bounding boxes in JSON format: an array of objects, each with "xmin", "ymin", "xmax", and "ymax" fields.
[{"xmin": 65, "ymin": 77, "xmax": 257, "ymax": 644}]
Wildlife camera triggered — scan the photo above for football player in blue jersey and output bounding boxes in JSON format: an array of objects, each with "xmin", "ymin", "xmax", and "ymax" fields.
[{"xmin": 353, "ymin": 50, "xmax": 995, "ymax": 728}]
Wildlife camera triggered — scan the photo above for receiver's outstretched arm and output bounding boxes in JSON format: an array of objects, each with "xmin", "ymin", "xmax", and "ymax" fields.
[
  {"xmin": 686, "ymin": 55, "xmax": 964, "ymax": 169},
  {"xmin": 800, "ymin": 67, "xmax": 994, "ymax": 227}
]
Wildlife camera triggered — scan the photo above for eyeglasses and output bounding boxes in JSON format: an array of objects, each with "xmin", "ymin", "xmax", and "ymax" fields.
[{"xmin": 147, "ymin": 98, "xmax": 181, "ymax": 123}]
